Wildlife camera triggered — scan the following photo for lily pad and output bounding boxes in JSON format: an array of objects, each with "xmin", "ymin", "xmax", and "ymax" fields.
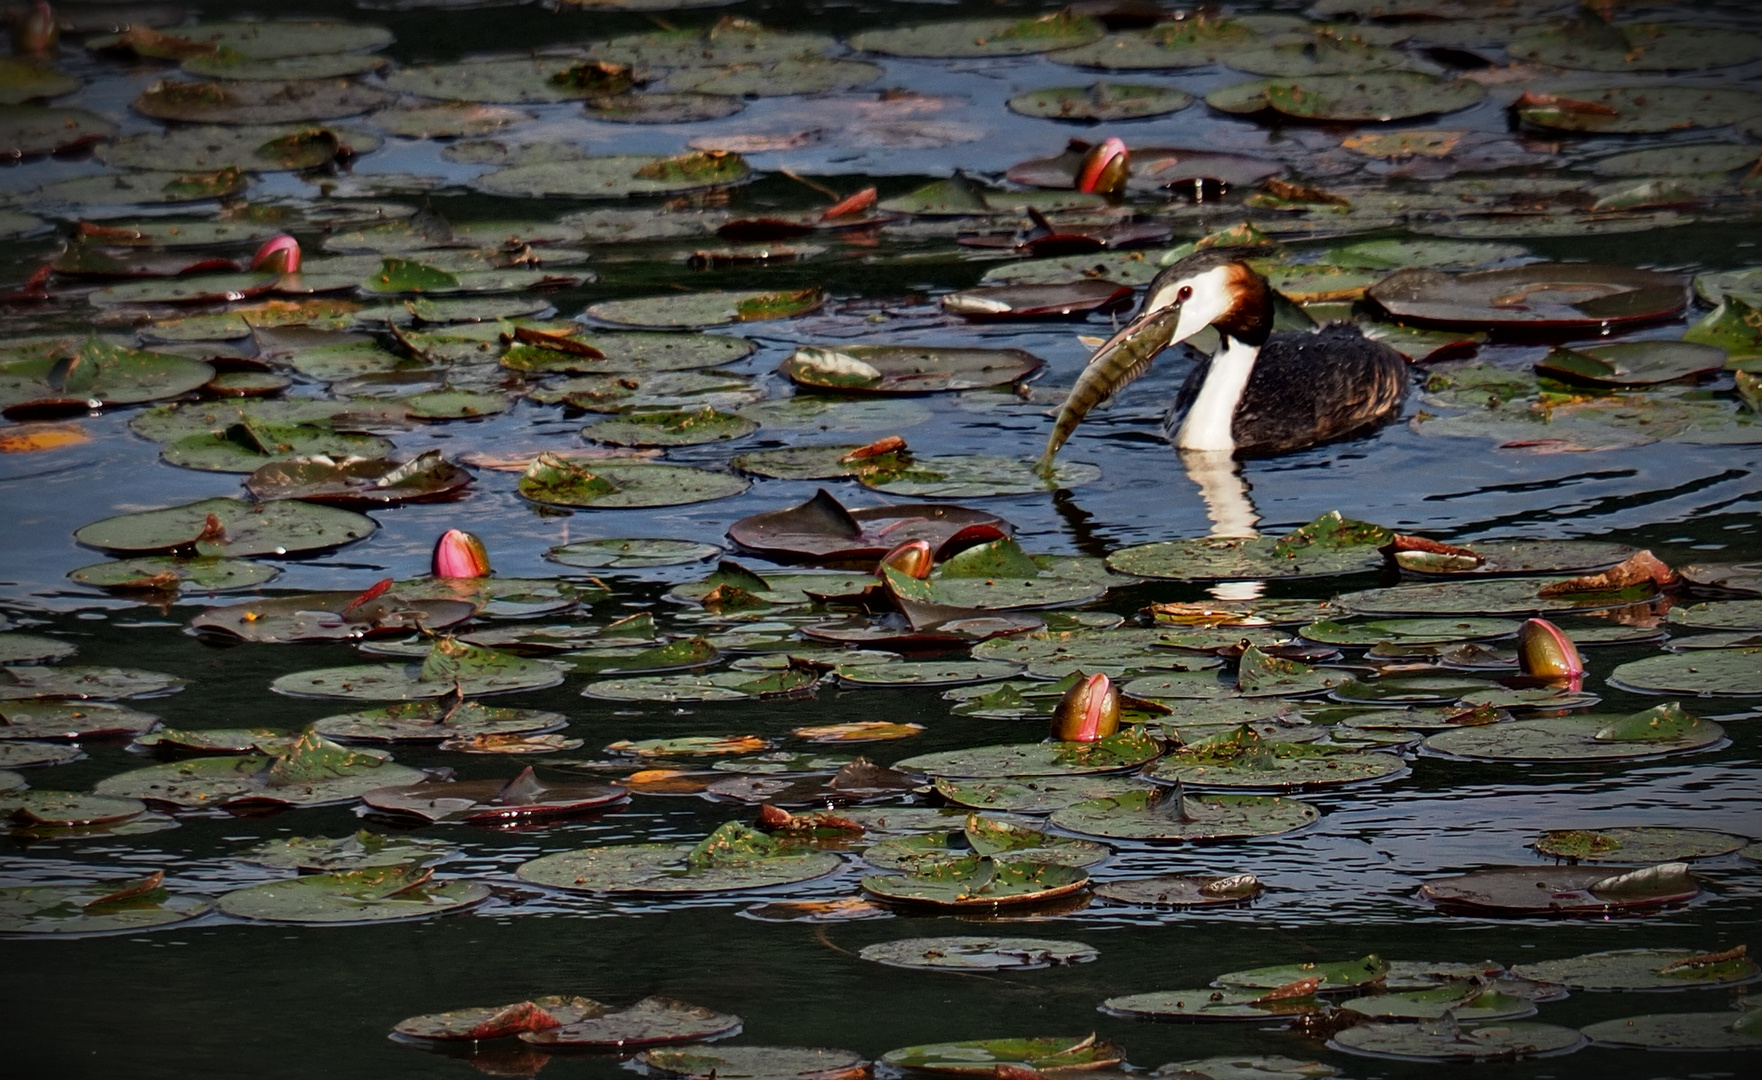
[
  {"xmin": 518, "ymin": 455, "xmax": 750, "ymax": 509},
  {"xmin": 1, "ymin": 338, "xmax": 214, "ymax": 415},
  {"xmin": 503, "ymin": 329, "xmax": 753, "ymax": 374},
  {"xmin": 519, "ymin": 997, "xmax": 743, "ymax": 1048},
  {"xmin": 895, "ymin": 729, "xmax": 1162, "ymax": 779},
  {"xmin": 245, "ymin": 831, "xmax": 456, "ymax": 871},
  {"xmin": 1329, "ymin": 1021, "xmax": 1584, "ymax": 1062},
  {"xmin": 1532, "ymin": 827, "xmax": 1749, "ymax": 864},
  {"xmin": 75, "ymin": 497, "xmax": 375, "ymax": 558},
  {"xmin": 1388, "ymin": 540, "xmax": 1638, "ymax": 578},
  {"xmin": 548, "ymin": 538, "xmax": 721, "ymax": 570},
  {"xmin": 780, "ymin": 345, "xmax": 1041, "ymax": 394},
  {"xmin": 0, "ymin": 742, "xmax": 82, "ymax": 767},
  {"xmin": 271, "ymin": 640, "xmax": 566, "ymax": 701},
  {"xmin": 935, "ymin": 775, "xmax": 1154, "ymax": 814},
  {"xmin": 859, "ymin": 935, "xmax": 1098, "ymax": 971},
  {"xmin": 1581, "ymin": 1011, "xmax": 1762, "ymax": 1050},
  {"xmin": 190, "ymin": 591, "xmax": 472, "ymax": 643},
  {"xmin": 636, "ymin": 1046, "xmax": 866, "ymax": 1080},
  {"xmin": 1047, "ymin": 20, "xmax": 1264, "ymax": 70},
  {"xmin": 1109, "ymin": 512, "xmax": 1392, "ymax": 581},
  {"xmin": 92, "ymin": 20, "xmax": 395, "ymax": 59},
  {"xmin": 1419, "ymin": 864, "xmax": 1702, "ymax": 915},
  {"xmin": 1536, "ymin": 341, "xmax": 1727, "ymax": 387},
  {"xmin": 516, "ymin": 825, "xmax": 843, "ymax": 894},
  {"xmin": 312, "ymin": 702, "xmax": 566, "ymax": 743},
  {"xmin": 1338, "ymin": 577, "xmax": 1654, "ymax": 616},
  {"xmin": 101, "ymin": 123, "xmax": 381, "ymax": 172},
  {"xmin": 0, "ymin": 702, "xmax": 161, "ymax": 741},
  {"xmin": 1516, "ymin": 86, "xmax": 1762, "ymax": 135},
  {"xmin": 0, "ymin": 59, "xmax": 79, "ymax": 105},
  {"xmin": 1049, "ymin": 789, "xmax": 1319, "ymax": 842},
  {"xmin": 1370, "ymin": 263, "xmax": 1686, "ymax": 331},
  {"xmin": 726, "ymin": 488, "xmax": 1011, "ymax": 563},
  {"xmin": 880, "ymin": 1035, "xmax": 1123, "ymax": 1074},
  {"xmin": 1593, "ymin": 144, "xmax": 1762, "ymax": 179},
  {"xmin": 588, "ymin": 287, "xmax": 819, "ymax": 330},
  {"xmin": 1218, "ymin": 954, "xmax": 1390, "ymax": 990},
  {"xmin": 861, "ymin": 856, "xmax": 1089, "ymax": 908},
  {"xmin": 1610, "ymin": 650, "xmax": 1762, "ymax": 696},
  {"xmin": 1103, "ymin": 986, "xmax": 1320, "ymax": 1021},
  {"xmin": 1425, "ymin": 707, "xmax": 1724, "ymax": 761},
  {"xmin": 0, "ymin": 634, "xmax": 75, "ymax": 665},
  {"xmin": 161, "ymin": 424, "xmax": 394, "ymax": 474},
  {"xmin": 942, "ymin": 282, "xmax": 1136, "ymax": 322},
  {"xmin": 1093, "ymin": 873, "xmax": 1264, "ymax": 907},
  {"xmin": 218, "ymin": 866, "xmax": 489, "ymax": 924},
  {"xmin": 667, "ymin": 58, "xmax": 882, "ymax": 97},
  {"xmin": 1669, "ymin": 601, "xmax": 1762, "ymax": 631},
  {"xmin": 393, "ymin": 995, "xmax": 605, "ymax": 1041},
  {"xmin": 1207, "ymin": 73, "xmax": 1485, "ymax": 123},
  {"xmin": 245, "ymin": 452, "xmax": 471, "ymax": 506},
  {"xmin": 851, "ymin": 14, "xmax": 1105, "ymax": 58},
  {"xmin": 1509, "ymin": 21, "xmax": 1762, "ymax": 72},
  {"xmin": 134, "ymin": 79, "xmax": 395, "ymax": 125},
  {"xmin": 1511, "ymin": 947, "xmax": 1760, "ymax": 990},
  {"xmin": 1148, "ymin": 730, "xmax": 1405, "ymax": 790},
  {"xmin": 1301, "ymin": 618, "xmax": 1517, "ymax": 645},
  {"xmin": 1008, "ymin": 83, "xmax": 1193, "ymax": 122},
  {"xmin": 0, "ymin": 666, "xmax": 186, "ymax": 702},
  {"xmin": 0, "ymin": 874, "xmax": 212, "ymax": 937},
  {"xmin": 0, "ymin": 105, "xmax": 114, "ymax": 157},
  {"xmin": 0, "ymin": 791, "xmax": 147, "ymax": 828},
  {"xmin": 583, "ymin": 407, "xmax": 757, "ymax": 447},
  {"xmin": 361, "ymin": 769, "xmax": 627, "ymax": 824},
  {"xmin": 586, "ymin": 92, "xmax": 745, "ymax": 123},
  {"xmin": 861, "ymin": 456, "xmax": 1100, "ymax": 499},
  {"xmin": 475, "ymin": 152, "xmax": 751, "ymax": 199}
]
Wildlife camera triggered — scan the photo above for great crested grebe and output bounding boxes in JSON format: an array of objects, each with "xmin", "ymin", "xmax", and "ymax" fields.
[{"xmin": 1038, "ymin": 250, "xmax": 1410, "ymax": 467}]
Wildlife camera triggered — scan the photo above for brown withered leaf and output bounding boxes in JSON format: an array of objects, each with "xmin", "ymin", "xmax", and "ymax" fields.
[{"xmin": 1538, "ymin": 550, "xmax": 1678, "ymax": 596}]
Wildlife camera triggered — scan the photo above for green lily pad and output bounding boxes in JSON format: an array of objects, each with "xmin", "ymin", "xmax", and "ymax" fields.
[
  {"xmin": 635, "ymin": 1046, "xmax": 866, "ymax": 1080},
  {"xmin": 1516, "ymin": 86, "xmax": 1762, "ymax": 134},
  {"xmin": 1536, "ymin": 341, "xmax": 1727, "ymax": 387},
  {"xmin": 0, "ymin": 338, "xmax": 214, "ymax": 414},
  {"xmin": 1148, "ymin": 728, "xmax": 1404, "ymax": 790},
  {"xmin": 392, "ymin": 994, "xmax": 605, "ymax": 1042},
  {"xmin": 1508, "ymin": 21, "xmax": 1762, "ymax": 73},
  {"xmin": 1338, "ymin": 577, "xmax": 1652, "ymax": 616},
  {"xmin": 218, "ymin": 866, "xmax": 489, "ymax": 924},
  {"xmin": 1328, "ymin": 238, "xmax": 1529, "ymax": 271},
  {"xmin": 271, "ymin": 640, "xmax": 566, "ymax": 701},
  {"xmin": 1093, "ymin": 872, "xmax": 1264, "ymax": 908},
  {"xmin": 531, "ymin": 370, "xmax": 761, "ymax": 412},
  {"xmin": 516, "ymin": 826, "xmax": 843, "ymax": 894},
  {"xmin": 1227, "ymin": 32, "xmax": 1419, "ymax": 77},
  {"xmin": 0, "ymin": 105, "xmax": 114, "ymax": 157},
  {"xmin": 588, "ymin": 287, "xmax": 820, "ymax": 329},
  {"xmin": 1219, "ymin": 954, "xmax": 1390, "ymax": 990},
  {"xmin": 851, "ymin": 14, "xmax": 1105, "ymax": 58},
  {"xmin": 475, "ymin": 152, "xmax": 751, "ymax": 198},
  {"xmin": 312, "ymin": 702, "xmax": 566, "ymax": 743},
  {"xmin": 0, "ymin": 702, "xmax": 161, "ymax": 740},
  {"xmin": 1008, "ymin": 83, "xmax": 1193, "ymax": 121},
  {"xmin": 1048, "ymin": 19, "xmax": 1265, "ymax": 69},
  {"xmin": 547, "ymin": 538, "xmax": 721, "ymax": 570},
  {"xmin": 93, "ymin": 20, "xmax": 394, "ymax": 59},
  {"xmin": 1328, "ymin": 1021, "xmax": 1584, "ymax": 1062},
  {"xmin": 101, "ymin": 123, "xmax": 381, "ymax": 172},
  {"xmin": 0, "ymin": 742, "xmax": 82, "ymax": 767},
  {"xmin": 1340, "ymin": 986, "xmax": 1535, "ymax": 1023},
  {"xmin": 1511, "ymin": 947, "xmax": 1760, "ymax": 990},
  {"xmin": 373, "ymin": 102, "xmax": 530, "ymax": 137},
  {"xmin": 860, "ymin": 455, "xmax": 1099, "ymax": 499},
  {"xmin": 581, "ymin": 669, "xmax": 818, "ymax": 703},
  {"xmin": 382, "ymin": 56, "xmax": 624, "ymax": 104},
  {"xmin": 1424, "ymin": 708, "xmax": 1724, "ymax": 761},
  {"xmin": 859, "ymin": 935, "xmax": 1098, "ymax": 971},
  {"xmin": 1102, "ymin": 986, "xmax": 1320, "ymax": 1021},
  {"xmin": 861, "ymin": 856, "xmax": 1089, "ymax": 908},
  {"xmin": 1669, "ymin": 601, "xmax": 1762, "ymax": 631},
  {"xmin": 583, "ymin": 407, "xmax": 757, "ymax": 447},
  {"xmin": 244, "ymin": 831, "xmax": 457, "ymax": 871},
  {"xmin": 839, "ymin": 661, "xmax": 1025, "ymax": 688},
  {"xmin": 0, "ymin": 875, "xmax": 212, "ymax": 937},
  {"xmin": 1109, "ymin": 512, "xmax": 1391, "ymax": 581},
  {"xmin": 1593, "ymin": 143, "xmax": 1762, "ymax": 178},
  {"xmin": 1686, "ymin": 296, "xmax": 1762, "ymax": 361},
  {"xmin": 96, "ymin": 736, "xmax": 423, "ymax": 809},
  {"xmin": 515, "ymin": 996, "xmax": 742, "ymax": 1048},
  {"xmin": 0, "ymin": 634, "xmax": 75, "ymax": 665},
  {"xmin": 894, "ymin": 729, "xmax": 1162, "ymax": 779},
  {"xmin": 667, "ymin": 58, "xmax": 882, "ymax": 97},
  {"xmin": 502, "ymin": 330, "xmax": 754, "ymax": 374},
  {"xmin": 1610, "ymin": 650, "xmax": 1762, "ymax": 696},
  {"xmin": 1582, "ymin": 1011, "xmax": 1762, "ymax": 1050},
  {"xmin": 1301, "ymin": 618, "xmax": 1517, "ymax": 645},
  {"xmin": 244, "ymin": 452, "xmax": 471, "ymax": 506},
  {"xmin": 0, "ymin": 666, "xmax": 186, "ymax": 702},
  {"xmin": 0, "ymin": 59, "xmax": 79, "ymax": 105},
  {"xmin": 1048, "ymin": 789, "xmax": 1319, "ymax": 842},
  {"xmin": 880, "ymin": 1035, "xmax": 1123, "ymax": 1074},
  {"xmin": 75, "ymin": 497, "xmax": 376, "ymax": 558},
  {"xmin": 0, "ymin": 791, "xmax": 147, "ymax": 827},
  {"xmin": 134, "ymin": 79, "xmax": 395, "ymax": 125},
  {"xmin": 864, "ymin": 815, "xmax": 1108, "ymax": 872},
  {"xmin": 588, "ymin": 22, "xmax": 834, "ymax": 66},
  {"xmin": 1390, "ymin": 540, "xmax": 1639, "ymax": 577},
  {"xmin": 160, "ymin": 423, "xmax": 393, "ymax": 474},
  {"xmin": 585, "ymin": 91, "xmax": 745, "ymax": 123},
  {"xmin": 1533, "ymin": 827, "xmax": 1749, "ymax": 864},
  {"xmin": 518, "ymin": 455, "xmax": 750, "ymax": 509},
  {"xmin": 1207, "ymin": 73, "xmax": 1484, "ymax": 122},
  {"xmin": 980, "ymin": 251, "xmax": 1162, "ymax": 287},
  {"xmin": 182, "ymin": 52, "xmax": 387, "ymax": 81},
  {"xmin": 934, "ymin": 775, "xmax": 1154, "ymax": 814},
  {"xmin": 781, "ymin": 345, "xmax": 1041, "ymax": 394},
  {"xmin": 1420, "ymin": 863, "xmax": 1701, "ymax": 915},
  {"xmin": 728, "ymin": 444, "xmax": 885, "ymax": 481}
]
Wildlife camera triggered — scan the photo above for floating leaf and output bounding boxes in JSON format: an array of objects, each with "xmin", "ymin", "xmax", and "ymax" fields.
[
  {"xmin": 1049, "ymin": 789, "xmax": 1319, "ymax": 842},
  {"xmin": 475, "ymin": 152, "xmax": 751, "ymax": 199},
  {"xmin": 0, "ymin": 875, "xmax": 211, "ymax": 936},
  {"xmin": 861, "ymin": 856, "xmax": 1089, "ymax": 908},
  {"xmin": 312, "ymin": 702, "xmax": 566, "ymax": 743},
  {"xmin": 246, "ymin": 831, "xmax": 456, "ymax": 872},
  {"xmin": 1515, "ymin": 86, "xmax": 1762, "ymax": 135},
  {"xmin": 75, "ymin": 497, "xmax": 375, "ymax": 558},
  {"xmin": 1371, "ymin": 263, "xmax": 1686, "ymax": 331},
  {"xmin": 516, "ymin": 832, "xmax": 842, "ymax": 894},
  {"xmin": 361, "ymin": 769, "xmax": 627, "ymax": 824},
  {"xmin": 880, "ymin": 1035, "xmax": 1123, "ymax": 1074},
  {"xmin": 520, "ymin": 996, "xmax": 742, "ymax": 1048},
  {"xmin": 1102, "ymin": 986, "xmax": 1320, "ymax": 1021},
  {"xmin": 218, "ymin": 866, "xmax": 489, "ymax": 924},
  {"xmin": 1582, "ymin": 1011, "xmax": 1762, "ymax": 1050},
  {"xmin": 1511, "ymin": 947, "xmax": 1759, "ymax": 990},
  {"xmin": 1207, "ymin": 73, "xmax": 1485, "ymax": 122},
  {"xmin": 1109, "ymin": 512, "xmax": 1391, "ymax": 581},
  {"xmin": 518, "ymin": 455, "xmax": 750, "ymax": 509},
  {"xmin": 1610, "ymin": 651, "xmax": 1762, "ymax": 696},
  {"xmin": 851, "ymin": 14, "xmax": 1105, "ymax": 58},
  {"xmin": 1093, "ymin": 873, "xmax": 1264, "ymax": 907},
  {"xmin": 1008, "ymin": 83, "xmax": 1192, "ymax": 121},
  {"xmin": 1419, "ymin": 863, "xmax": 1700, "ymax": 915},
  {"xmin": 1425, "ymin": 709, "xmax": 1723, "ymax": 761},
  {"xmin": 547, "ymin": 538, "xmax": 721, "ymax": 570},
  {"xmin": 1328, "ymin": 1021, "xmax": 1584, "ymax": 1063},
  {"xmin": 859, "ymin": 936, "xmax": 1098, "ymax": 971},
  {"xmin": 1532, "ymin": 827, "xmax": 1748, "ymax": 864},
  {"xmin": 895, "ymin": 729, "xmax": 1161, "ymax": 778}
]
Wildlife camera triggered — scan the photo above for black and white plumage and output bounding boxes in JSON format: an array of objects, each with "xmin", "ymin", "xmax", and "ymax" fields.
[{"xmin": 1038, "ymin": 250, "xmax": 1411, "ymax": 466}]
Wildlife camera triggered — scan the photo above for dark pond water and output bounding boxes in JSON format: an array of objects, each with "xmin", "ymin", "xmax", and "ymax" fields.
[{"xmin": 2, "ymin": 1, "xmax": 1762, "ymax": 1078}]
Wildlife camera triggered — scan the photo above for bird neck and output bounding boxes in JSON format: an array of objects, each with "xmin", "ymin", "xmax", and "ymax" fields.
[{"xmin": 1174, "ymin": 334, "xmax": 1261, "ymax": 453}]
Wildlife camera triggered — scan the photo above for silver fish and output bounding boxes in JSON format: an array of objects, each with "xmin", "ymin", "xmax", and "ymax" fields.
[{"xmin": 1036, "ymin": 302, "xmax": 1187, "ymax": 473}]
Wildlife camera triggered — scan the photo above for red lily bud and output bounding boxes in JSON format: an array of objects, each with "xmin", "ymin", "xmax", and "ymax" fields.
[
  {"xmin": 14, "ymin": 2, "xmax": 58, "ymax": 58},
  {"xmin": 1517, "ymin": 618, "xmax": 1583, "ymax": 682},
  {"xmin": 1050, "ymin": 671, "xmax": 1121, "ymax": 742},
  {"xmin": 1075, "ymin": 137, "xmax": 1129, "ymax": 196},
  {"xmin": 250, "ymin": 234, "xmax": 301, "ymax": 275},
  {"xmin": 432, "ymin": 529, "xmax": 490, "ymax": 578},
  {"xmin": 878, "ymin": 539, "xmax": 933, "ymax": 580}
]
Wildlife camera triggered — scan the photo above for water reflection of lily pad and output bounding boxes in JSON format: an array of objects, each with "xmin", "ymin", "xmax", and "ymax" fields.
[
  {"xmin": 1049, "ymin": 789, "xmax": 1319, "ymax": 842},
  {"xmin": 859, "ymin": 935, "xmax": 1097, "ymax": 971}
]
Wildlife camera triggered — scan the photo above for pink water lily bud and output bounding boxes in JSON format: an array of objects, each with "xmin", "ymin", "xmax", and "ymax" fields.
[
  {"xmin": 250, "ymin": 234, "xmax": 302, "ymax": 275},
  {"xmin": 13, "ymin": 2, "xmax": 58, "ymax": 58},
  {"xmin": 432, "ymin": 529, "xmax": 490, "ymax": 578},
  {"xmin": 1050, "ymin": 671, "xmax": 1121, "ymax": 742},
  {"xmin": 1075, "ymin": 137, "xmax": 1129, "ymax": 196},
  {"xmin": 1518, "ymin": 618, "xmax": 1584, "ymax": 681},
  {"xmin": 878, "ymin": 539, "xmax": 933, "ymax": 580}
]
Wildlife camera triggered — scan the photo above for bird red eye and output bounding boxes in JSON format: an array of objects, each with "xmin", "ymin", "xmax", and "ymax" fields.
[{"xmin": 1177, "ymin": 285, "xmax": 1193, "ymax": 301}]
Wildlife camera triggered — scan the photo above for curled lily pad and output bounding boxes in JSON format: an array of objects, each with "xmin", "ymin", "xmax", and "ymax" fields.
[
  {"xmin": 583, "ymin": 407, "xmax": 757, "ymax": 447},
  {"xmin": 0, "ymin": 874, "xmax": 211, "ymax": 937},
  {"xmin": 895, "ymin": 729, "xmax": 1161, "ymax": 779},
  {"xmin": 547, "ymin": 538, "xmax": 721, "ymax": 570},
  {"xmin": 516, "ymin": 824, "xmax": 843, "ymax": 894},
  {"xmin": 1610, "ymin": 651, "xmax": 1762, "ymax": 696},
  {"xmin": 1093, "ymin": 873, "xmax": 1264, "ymax": 907},
  {"xmin": 780, "ymin": 345, "xmax": 1041, "ymax": 394},
  {"xmin": 1370, "ymin": 264, "xmax": 1686, "ymax": 331},
  {"xmin": 271, "ymin": 640, "xmax": 566, "ymax": 700},
  {"xmin": 245, "ymin": 831, "xmax": 456, "ymax": 871},
  {"xmin": 134, "ymin": 79, "xmax": 395, "ymax": 125},
  {"xmin": 1581, "ymin": 1011, "xmax": 1762, "ymax": 1050},
  {"xmin": 1512, "ymin": 947, "xmax": 1760, "ymax": 990},
  {"xmin": 1049, "ymin": 788, "xmax": 1319, "ymax": 842},
  {"xmin": 861, "ymin": 856, "xmax": 1089, "ymax": 908},
  {"xmin": 1103, "ymin": 986, "xmax": 1319, "ymax": 1021},
  {"xmin": 1008, "ymin": 83, "xmax": 1192, "ymax": 121},
  {"xmin": 0, "ymin": 702, "xmax": 160, "ymax": 740},
  {"xmin": 218, "ymin": 866, "xmax": 489, "ymax": 924},
  {"xmin": 520, "ymin": 996, "xmax": 743, "ymax": 1048},
  {"xmin": 880, "ymin": 1035, "xmax": 1123, "ymax": 1074},
  {"xmin": 313, "ymin": 702, "xmax": 566, "ymax": 743},
  {"xmin": 1419, "ymin": 863, "xmax": 1701, "ymax": 915},
  {"xmin": 1532, "ymin": 827, "xmax": 1749, "ymax": 864},
  {"xmin": 475, "ymin": 152, "xmax": 751, "ymax": 199},
  {"xmin": 190, "ymin": 591, "xmax": 473, "ymax": 643},
  {"xmin": 851, "ymin": 14, "xmax": 1105, "ymax": 58},
  {"xmin": 859, "ymin": 936, "xmax": 1098, "ymax": 971},
  {"xmin": 1536, "ymin": 342, "xmax": 1726, "ymax": 387},
  {"xmin": 393, "ymin": 995, "xmax": 604, "ymax": 1041},
  {"xmin": 362, "ymin": 769, "xmax": 627, "ymax": 824},
  {"xmin": 1109, "ymin": 512, "xmax": 1391, "ymax": 581},
  {"xmin": 75, "ymin": 497, "xmax": 376, "ymax": 558},
  {"xmin": 1515, "ymin": 86, "xmax": 1762, "ymax": 135},
  {"xmin": 245, "ymin": 452, "xmax": 471, "ymax": 506},
  {"xmin": 1328, "ymin": 1021, "xmax": 1584, "ymax": 1063},
  {"xmin": 518, "ymin": 455, "xmax": 750, "ymax": 509},
  {"xmin": 0, "ymin": 666, "xmax": 185, "ymax": 702},
  {"xmin": 1206, "ymin": 73, "xmax": 1485, "ymax": 122}
]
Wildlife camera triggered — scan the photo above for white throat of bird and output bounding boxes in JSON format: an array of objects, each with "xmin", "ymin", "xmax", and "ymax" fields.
[{"xmin": 1174, "ymin": 334, "xmax": 1260, "ymax": 453}]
